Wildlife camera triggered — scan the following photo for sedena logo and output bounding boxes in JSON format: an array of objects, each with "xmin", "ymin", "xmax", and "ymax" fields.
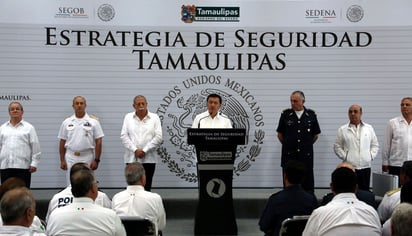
[{"xmin": 181, "ymin": 5, "xmax": 240, "ymax": 23}]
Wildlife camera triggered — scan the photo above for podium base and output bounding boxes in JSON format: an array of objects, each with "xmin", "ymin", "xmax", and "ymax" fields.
[
  {"xmin": 194, "ymin": 203, "xmax": 237, "ymax": 235},
  {"xmin": 194, "ymin": 169, "xmax": 237, "ymax": 236}
]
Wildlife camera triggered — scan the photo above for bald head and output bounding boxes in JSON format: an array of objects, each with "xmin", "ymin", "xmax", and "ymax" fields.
[
  {"xmin": 348, "ymin": 104, "xmax": 362, "ymax": 125},
  {"xmin": 337, "ymin": 162, "xmax": 355, "ymax": 172}
]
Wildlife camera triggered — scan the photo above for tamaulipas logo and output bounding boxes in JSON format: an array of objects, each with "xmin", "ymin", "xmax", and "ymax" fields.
[{"xmin": 181, "ymin": 5, "xmax": 240, "ymax": 23}]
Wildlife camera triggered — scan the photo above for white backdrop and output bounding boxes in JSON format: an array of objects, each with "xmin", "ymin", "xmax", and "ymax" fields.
[{"xmin": 1, "ymin": 0, "xmax": 412, "ymax": 188}]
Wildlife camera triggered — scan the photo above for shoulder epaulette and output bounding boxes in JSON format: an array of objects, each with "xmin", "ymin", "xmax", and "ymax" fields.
[
  {"xmin": 386, "ymin": 188, "xmax": 401, "ymax": 196},
  {"xmin": 89, "ymin": 114, "xmax": 100, "ymax": 120},
  {"xmin": 306, "ymin": 108, "xmax": 316, "ymax": 114},
  {"xmin": 281, "ymin": 108, "xmax": 293, "ymax": 114}
]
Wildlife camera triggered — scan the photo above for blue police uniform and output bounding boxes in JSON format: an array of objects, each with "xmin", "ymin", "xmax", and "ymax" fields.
[
  {"xmin": 259, "ymin": 185, "xmax": 318, "ymax": 236},
  {"xmin": 276, "ymin": 107, "xmax": 321, "ymax": 193}
]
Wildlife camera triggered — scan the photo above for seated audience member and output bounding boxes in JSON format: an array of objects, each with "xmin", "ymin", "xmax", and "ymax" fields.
[
  {"xmin": 47, "ymin": 169, "xmax": 126, "ymax": 236},
  {"xmin": 259, "ymin": 160, "xmax": 318, "ymax": 236},
  {"xmin": 302, "ymin": 166, "xmax": 381, "ymax": 236},
  {"xmin": 0, "ymin": 187, "xmax": 46, "ymax": 236},
  {"xmin": 0, "ymin": 177, "xmax": 45, "ymax": 233},
  {"xmin": 391, "ymin": 203, "xmax": 412, "ymax": 236},
  {"xmin": 45, "ymin": 162, "xmax": 111, "ymax": 222},
  {"xmin": 382, "ymin": 181, "xmax": 412, "ymax": 236},
  {"xmin": 321, "ymin": 162, "xmax": 376, "ymax": 208},
  {"xmin": 378, "ymin": 160, "xmax": 412, "ymax": 223},
  {"xmin": 112, "ymin": 162, "xmax": 166, "ymax": 235}
]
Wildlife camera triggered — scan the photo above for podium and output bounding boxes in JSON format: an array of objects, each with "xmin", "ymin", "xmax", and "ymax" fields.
[{"xmin": 187, "ymin": 128, "xmax": 246, "ymax": 236}]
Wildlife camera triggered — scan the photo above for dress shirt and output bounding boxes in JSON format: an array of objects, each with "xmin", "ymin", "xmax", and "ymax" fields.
[
  {"xmin": 112, "ymin": 185, "xmax": 166, "ymax": 233},
  {"xmin": 58, "ymin": 113, "xmax": 104, "ymax": 152},
  {"xmin": 334, "ymin": 122, "xmax": 379, "ymax": 169},
  {"xmin": 377, "ymin": 188, "xmax": 400, "ymax": 222},
  {"xmin": 321, "ymin": 189, "xmax": 377, "ymax": 209},
  {"xmin": 302, "ymin": 193, "xmax": 381, "ymax": 236},
  {"xmin": 191, "ymin": 111, "xmax": 232, "ymax": 128},
  {"xmin": 45, "ymin": 186, "xmax": 112, "ymax": 222},
  {"xmin": 120, "ymin": 111, "xmax": 163, "ymax": 164},
  {"xmin": 382, "ymin": 218, "xmax": 391, "ymax": 236},
  {"xmin": 382, "ymin": 116, "xmax": 412, "ymax": 167},
  {"xmin": 47, "ymin": 197, "xmax": 125, "ymax": 236},
  {"xmin": 0, "ymin": 225, "xmax": 46, "ymax": 236},
  {"xmin": 0, "ymin": 216, "xmax": 45, "ymax": 233},
  {"xmin": 0, "ymin": 120, "xmax": 41, "ymax": 169}
]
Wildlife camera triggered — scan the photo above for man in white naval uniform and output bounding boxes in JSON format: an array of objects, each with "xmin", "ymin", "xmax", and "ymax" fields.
[
  {"xmin": 112, "ymin": 162, "xmax": 166, "ymax": 235},
  {"xmin": 377, "ymin": 160, "xmax": 412, "ymax": 223},
  {"xmin": 191, "ymin": 93, "xmax": 232, "ymax": 129},
  {"xmin": 47, "ymin": 169, "xmax": 125, "ymax": 236},
  {"xmin": 58, "ymin": 96, "xmax": 104, "ymax": 183},
  {"xmin": 45, "ymin": 163, "xmax": 111, "ymax": 222}
]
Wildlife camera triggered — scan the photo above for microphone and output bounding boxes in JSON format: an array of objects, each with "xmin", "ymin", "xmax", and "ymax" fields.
[{"xmin": 198, "ymin": 113, "xmax": 210, "ymax": 128}]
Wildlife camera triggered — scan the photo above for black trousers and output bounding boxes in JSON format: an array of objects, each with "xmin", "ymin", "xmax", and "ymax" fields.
[
  {"xmin": 0, "ymin": 168, "xmax": 31, "ymax": 188},
  {"xmin": 389, "ymin": 166, "xmax": 402, "ymax": 187},
  {"xmin": 355, "ymin": 168, "xmax": 371, "ymax": 191},
  {"xmin": 142, "ymin": 163, "xmax": 156, "ymax": 192}
]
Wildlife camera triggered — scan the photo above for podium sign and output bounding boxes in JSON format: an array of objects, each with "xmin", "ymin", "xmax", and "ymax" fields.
[{"xmin": 188, "ymin": 128, "xmax": 246, "ymax": 236}]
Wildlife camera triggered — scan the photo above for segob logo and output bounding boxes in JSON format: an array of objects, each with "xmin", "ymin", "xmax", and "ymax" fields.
[
  {"xmin": 156, "ymin": 75, "xmax": 265, "ymax": 182},
  {"xmin": 97, "ymin": 4, "xmax": 115, "ymax": 22},
  {"xmin": 55, "ymin": 7, "xmax": 88, "ymax": 19}
]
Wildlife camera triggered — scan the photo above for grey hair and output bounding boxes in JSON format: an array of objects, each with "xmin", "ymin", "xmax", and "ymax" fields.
[
  {"xmin": 72, "ymin": 96, "xmax": 86, "ymax": 105},
  {"xmin": 133, "ymin": 95, "xmax": 147, "ymax": 104},
  {"xmin": 125, "ymin": 162, "xmax": 145, "ymax": 185},
  {"xmin": 0, "ymin": 187, "xmax": 35, "ymax": 224},
  {"xmin": 291, "ymin": 90, "xmax": 305, "ymax": 102},
  {"xmin": 8, "ymin": 102, "xmax": 23, "ymax": 112},
  {"xmin": 391, "ymin": 203, "xmax": 412, "ymax": 236}
]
